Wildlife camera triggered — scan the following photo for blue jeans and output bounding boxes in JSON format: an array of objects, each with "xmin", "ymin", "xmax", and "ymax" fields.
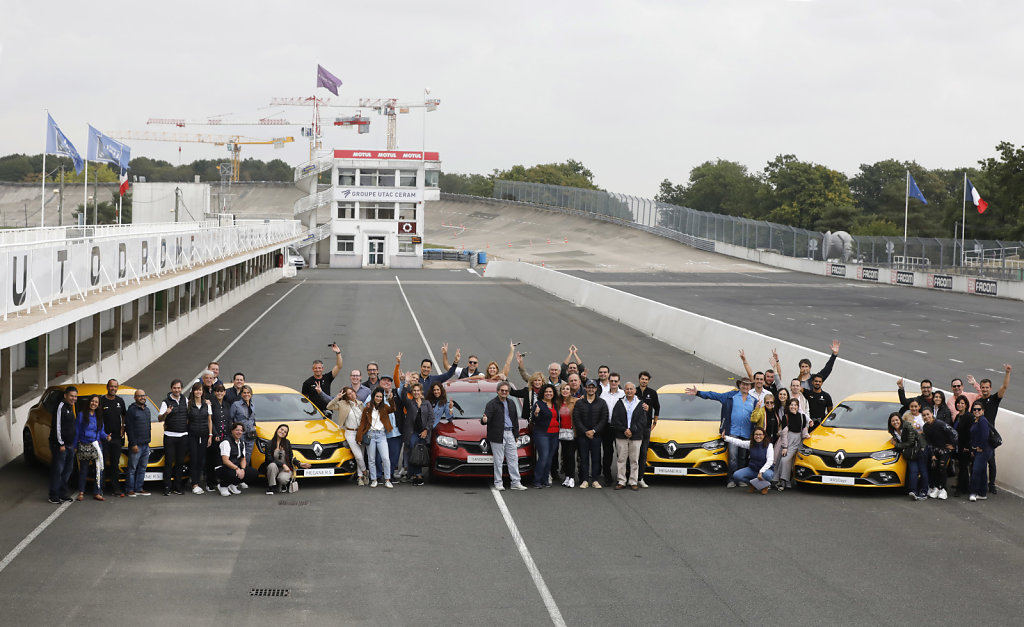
[
  {"xmin": 533, "ymin": 432, "xmax": 557, "ymax": 486},
  {"xmin": 577, "ymin": 435, "xmax": 602, "ymax": 483},
  {"xmin": 366, "ymin": 431, "xmax": 391, "ymax": 481},
  {"xmin": 127, "ymin": 444, "xmax": 151, "ymax": 493},
  {"xmin": 376, "ymin": 436, "xmax": 402, "ymax": 478},
  {"xmin": 78, "ymin": 445, "xmax": 103, "ymax": 495},
  {"xmin": 906, "ymin": 449, "xmax": 929, "ymax": 496},
  {"xmin": 733, "ymin": 466, "xmax": 774, "ymax": 484},
  {"xmin": 727, "ymin": 439, "xmax": 749, "ymax": 478},
  {"xmin": 971, "ymin": 448, "xmax": 992, "ymax": 496},
  {"xmin": 49, "ymin": 444, "xmax": 76, "ymax": 500}
]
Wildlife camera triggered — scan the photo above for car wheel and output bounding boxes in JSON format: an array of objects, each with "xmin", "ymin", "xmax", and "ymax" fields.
[{"xmin": 23, "ymin": 429, "xmax": 38, "ymax": 466}]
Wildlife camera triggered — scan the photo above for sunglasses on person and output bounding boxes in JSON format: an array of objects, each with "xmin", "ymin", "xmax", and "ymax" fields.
[{"xmin": 972, "ymin": 407, "xmax": 985, "ymax": 412}]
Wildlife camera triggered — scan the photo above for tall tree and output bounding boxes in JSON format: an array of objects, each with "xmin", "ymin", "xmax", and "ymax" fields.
[
  {"xmin": 762, "ymin": 155, "xmax": 853, "ymax": 230},
  {"xmin": 656, "ymin": 160, "xmax": 765, "ymax": 218}
]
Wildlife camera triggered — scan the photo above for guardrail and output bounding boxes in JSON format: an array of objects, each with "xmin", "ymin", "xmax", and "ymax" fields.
[
  {"xmin": 294, "ymin": 157, "xmax": 334, "ymax": 182},
  {"xmin": 292, "ymin": 189, "xmax": 332, "ymax": 216},
  {"xmin": 2, "ymin": 219, "xmax": 302, "ymax": 319}
]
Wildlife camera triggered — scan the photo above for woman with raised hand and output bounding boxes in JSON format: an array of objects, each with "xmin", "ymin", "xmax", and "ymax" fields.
[
  {"xmin": 555, "ymin": 382, "xmax": 578, "ymax": 487},
  {"xmin": 888, "ymin": 411, "xmax": 927, "ymax": 501},
  {"xmin": 426, "ymin": 383, "xmax": 454, "ymax": 429},
  {"xmin": 531, "ymin": 384, "xmax": 559, "ymax": 488},
  {"xmin": 723, "ymin": 427, "xmax": 775, "ymax": 495},
  {"xmin": 75, "ymin": 395, "xmax": 109, "ymax": 501},
  {"xmin": 328, "ymin": 386, "xmax": 367, "ymax": 486},
  {"xmin": 185, "ymin": 381, "xmax": 213, "ymax": 495},
  {"xmin": 263, "ymin": 423, "xmax": 309, "ymax": 494},
  {"xmin": 358, "ymin": 388, "xmax": 397, "ymax": 488}
]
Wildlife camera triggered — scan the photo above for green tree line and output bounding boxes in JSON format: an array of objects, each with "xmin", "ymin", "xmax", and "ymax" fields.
[{"xmin": 0, "ymin": 154, "xmax": 293, "ymax": 184}]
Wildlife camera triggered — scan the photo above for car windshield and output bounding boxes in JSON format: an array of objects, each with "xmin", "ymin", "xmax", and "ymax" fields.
[
  {"xmin": 448, "ymin": 392, "xmax": 521, "ymax": 419},
  {"xmin": 658, "ymin": 393, "xmax": 724, "ymax": 421},
  {"xmin": 74, "ymin": 393, "xmax": 159, "ymax": 423},
  {"xmin": 823, "ymin": 401, "xmax": 903, "ymax": 430},
  {"xmin": 253, "ymin": 393, "xmax": 324, "ymax": 421}
]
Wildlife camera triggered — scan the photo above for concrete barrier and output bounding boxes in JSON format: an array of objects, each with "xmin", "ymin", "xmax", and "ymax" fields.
[{"xmin": 486, "ymin": 260, "xmax": 1024, "ymax": 495}]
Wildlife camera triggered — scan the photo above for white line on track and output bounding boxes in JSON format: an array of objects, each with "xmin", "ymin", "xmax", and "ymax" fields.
[
  {"xmin": 914, "ymin": 349, "xmax": 928, "ymax": 354},
  {"xmin": 192, "ymin": 279, "xmax": 307, "ymax": 382},
  {"xmin": 396, "ymin": 275, "xmax": 566, "ymax": 626},
  {"xmin": 491, "ymin": 488, "xmax": 568, "ymax": 627},
  {"xmin": 948, "ymin": 335, "xmax": 959, "ymax": 339},
  {"xmin": 882, "ymin": 341, "xmax": 894, "ymax": 346},
  {"xmin": 0, "ymin": 501, "xmax": 72, "ymax": 574},
  {"xmin": 950, "ymin": 359, "xmax": 963, "ymax": 363},
  {"xmin": 980, "ymin": 343, "xmax": 993, "ymax": 347}
]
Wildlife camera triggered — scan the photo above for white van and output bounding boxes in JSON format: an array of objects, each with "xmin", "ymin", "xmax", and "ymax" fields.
[{"xmin": 286, "ymin": 246, "xmax": 306, "ymax": 269}]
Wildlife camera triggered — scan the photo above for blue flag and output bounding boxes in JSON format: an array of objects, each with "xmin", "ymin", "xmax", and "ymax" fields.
[
  {"xmin": 45, "ymin": 114, "xmax": 84, "ymax": 174},
  {"xmin": 908, "ymin": 172, "xmax": 928, "ymax": 205},
  {"xmin": 87, "ymin": 125, "xmax": 131, "ymax": 169}
]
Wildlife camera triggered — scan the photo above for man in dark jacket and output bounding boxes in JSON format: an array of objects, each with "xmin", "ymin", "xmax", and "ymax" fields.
[
  {"xmin": 611, "ymin": 382, "xmax": 648, "ymax": 490},
  {"xmin": 635, "ymin": 371, "xmax": 660, "ymax": 488},
  {"xmin": 48, "ymin": 386, "xmax": 79, "ymax": 503},
  {"xmin": 100, "ymin": 379, "xmax": 127, "ymax": 496},
  {"xmin": 572, "ymin": 380, "xmax": 608, "ymax": 488},
  {"xmin": 124, "ymin": 388, "xmax": 153, "ymax": 497},
  {"xmin": 481, "ymin": 382, "xmax": 527, "ymax": 491}
]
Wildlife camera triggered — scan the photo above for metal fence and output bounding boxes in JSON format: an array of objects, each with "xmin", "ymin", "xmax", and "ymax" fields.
[{"xmin": 491, "ymin": 180, "xmax": 1024, "ymax": 280}]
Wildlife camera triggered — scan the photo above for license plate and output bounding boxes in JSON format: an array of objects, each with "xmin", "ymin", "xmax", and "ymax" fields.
[
  {"xmin": 654, "ymin": 466, "xmax": 688, "ymax": 476},
  {"xmin": 466, "ymin": 455, "xmax": 494, "ymax": 464},
  {"xmin": 143, "ymin": 471, "xmax": 163, "ymax": 482},
  {"xmin": 822, "ymin": 475, "xmax": 855, "ymax": 486},
  {"xmin": 303, "ymin": 468, "xmax": 335, "ymax": 477}
]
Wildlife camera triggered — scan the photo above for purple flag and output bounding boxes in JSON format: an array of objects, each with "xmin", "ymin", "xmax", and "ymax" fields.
[{"xmin": 317, "ymin": 64, "xmax": 342, "ymax": 96}]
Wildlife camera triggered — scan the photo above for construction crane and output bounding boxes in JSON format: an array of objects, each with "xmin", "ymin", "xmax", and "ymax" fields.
[
  {"xmin": 269, "ymin": 94, "xmax": 440, "ymax": 150},
  {"xmin": 111, "ymin": 130, "xmax": 294, "ymax": 182}
]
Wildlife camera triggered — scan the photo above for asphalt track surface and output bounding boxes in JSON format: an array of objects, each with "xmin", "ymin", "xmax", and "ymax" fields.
[
  {"xmin": 2, "ymin": 269, "xmax": 1023, "ymax": 626},
  {"xmin": 569, "ymin": 269, "xmax": 1024, "ymax": 415}
]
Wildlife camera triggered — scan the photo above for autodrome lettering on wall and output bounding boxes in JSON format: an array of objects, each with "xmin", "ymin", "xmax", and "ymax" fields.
[
  {"xmin": 828, "ymin": 263, "xmax": 846, "ymax": 277},
  {"xmin": 969, "ymin": 278, "xmax": 999, "ymax": 296},
  {"xmin": 891, "ymin": 270, "xmax": 915, "ymax": 286},
  {"xmin": 858, "ymin": 267, "xmax": 879, "ymax": 281},
  {"xmin": 334, "ymin": 188, "xmax": 423, "ymax": 202},
  {"xmin": 928, "ymin": 274, "xmax": 953, "ymax": 290},
  {"xmin": 334, "ymin": 149, "xmax": 440, "ymax": 161}
]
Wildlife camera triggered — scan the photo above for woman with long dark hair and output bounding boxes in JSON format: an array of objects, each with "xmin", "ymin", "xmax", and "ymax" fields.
[
  {"xmin": 930, "ymin": 390, "xmax": 952, "ymax": 425},
  {"xmin": 263, "ymin": 423, "xmax": 310, "ymax": 494},
  {"xmin": 723, "ymin": 426, "xmax": 775, "ymax": 495},
  {"xmin": 358, "ymin": 388, "xmax": 397, "ymax": 488},
  {"xmin": 426, "ymin": 383, "xmax": 453, "ymax": 429},
  {"xmin": 531, "ymin": 383, "xmax": 558, "ymax": 489},
  {"xmin": 889, "ymin": 411, "xmax": 926, "ymax": 501},
  {"xmin": 328, "ymin": 386, "xmax": 366, "ymax": 485},
  {"xmin": 555, "ymin": 382, "xmax": 578, "ymax": 487},
  {"xmin": 775, "ymin": 397, "xmax": 808, "ymax": 490},
  {"xmin": 401, "ymin": 380, "xmax": 432, "ymax": 486},
  {"xmin": 952, "ymin": 395, "xmax": 972, "ymax": 497},
  {"xmin": 75, "ymin": 395, "xmax": 110, "ymax": 501},
  {"xmin": 228, "ymin": 385, "xmax": 256, "ymax": 489},
  {"xmin": 185, "ymin": 381, "xmax": 213, "ymax": 495}
]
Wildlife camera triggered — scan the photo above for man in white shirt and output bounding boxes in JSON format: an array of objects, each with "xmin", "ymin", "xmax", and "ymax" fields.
[{"xmin": 601, "ymin": 372, "xmax": 625, "ymax": 485}]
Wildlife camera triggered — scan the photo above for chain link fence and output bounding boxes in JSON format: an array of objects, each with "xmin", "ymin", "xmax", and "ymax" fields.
[{"xmin": 491, "ymin": 180, "xmax": 1024, "ymax": 280}]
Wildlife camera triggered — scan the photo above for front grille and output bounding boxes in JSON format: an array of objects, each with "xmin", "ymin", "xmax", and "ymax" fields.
[
  {"xmin": 650, "ymin": 442, "xmax": 702, "ymax": 459},
  {"xmin": 807, "ymin": 448, "xmax": 873, "ymax": 469},
  {"xmin": 293, "ymin": 444, "xmax": 340, "ymax": 461},
  {"xmin": 458, "ymin": 441, "xmax": 488, "ymax": 454}
]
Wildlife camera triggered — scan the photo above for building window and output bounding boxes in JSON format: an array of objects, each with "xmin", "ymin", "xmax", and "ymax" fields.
[
  {"xmin": 337, "ymin": 202, "xmax": 356, "ymax": 219},
  {"xmin": 399, "ymin": 170, "xmax": 417, "ymax": 187},
  {"xmin": 358, "ymin": 169, "xmax": 378, "ymax": 186},
  {"xmin": 360, "ymin": 203, "xmax": 395, "ymax": 220},
  {"xmin": 398, "ymin": 203, "xmax": 417, "ymax": 221},
  {"xmin": 398, "ymin": 236, "xmax": 417, "ymax": 254},
  {"xmin": 335, "ymin": 235, "xmax": 355, "ymax": 254},
  {"xmin": 378, "ymin": 169, "xmax": 396, "ymax": 187},
  {"xmin": 338, "ymin": 169, "xmax": 356, "ymax": 186},
  {"xmin": 424, "ymin": 170, "xmax": 439, "ymax": 187}
]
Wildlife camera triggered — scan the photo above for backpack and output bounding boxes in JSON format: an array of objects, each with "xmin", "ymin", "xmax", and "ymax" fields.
[{"xmin": 989, "ymin": 425, "xmax": 1002, "ymax": 449}]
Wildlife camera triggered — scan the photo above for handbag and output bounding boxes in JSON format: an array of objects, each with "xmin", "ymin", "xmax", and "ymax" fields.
[
  {"xmin": 360, "ymin": 431, "xmax": 370, "ymax": 448},
  {"xmin": 989, "ymin": 425, "xmax": 1002, "ymax": 449},
  {"xmin": 410, "ymin": 442, "xmax": 431, "ymax": 467},
  {"xmin": 558, "ymin": 428, "xmax": 575, "ymax": 441},
  {"xmin": 288, "ymin": 478, "xmax": 299, "ymax": 493},
  {"xmin": 245, "ymin": 429, "xmax": 257, "ymax": 442},
  {"xmin": 76, "ymin": 441, "xmax": 98, "ymax": 462}
]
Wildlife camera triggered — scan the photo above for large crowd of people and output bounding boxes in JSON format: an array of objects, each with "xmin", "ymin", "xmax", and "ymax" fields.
[{"xmin": 45, "ymin": 340, "xmax": 1012, "ymax": 504}]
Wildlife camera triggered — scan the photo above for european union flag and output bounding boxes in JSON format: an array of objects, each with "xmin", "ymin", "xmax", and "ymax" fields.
[{"xmin": 908, "ymin": 172, "xmax": 928, "ymax": 205}]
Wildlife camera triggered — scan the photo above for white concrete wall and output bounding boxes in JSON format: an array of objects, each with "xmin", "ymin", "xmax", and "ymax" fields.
[
  {"xmin": 131, "ymin": 183, "xmax": 211, "ymax": 224},
  {"xmin": 486, "ymin": 260, "xmax": 1024, "ymax": 495}
]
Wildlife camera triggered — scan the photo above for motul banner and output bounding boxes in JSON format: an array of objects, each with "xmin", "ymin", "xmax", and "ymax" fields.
[{"xmin": 334, "ymin": 150, "xmax": 440, "ymax": 161}]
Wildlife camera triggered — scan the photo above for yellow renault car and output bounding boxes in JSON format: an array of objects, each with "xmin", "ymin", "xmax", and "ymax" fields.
[
  {"xmin": 644, "ymin": 383, "xmax": 731, "ymax": 478},
  {"xmin": 23, "ymin": 383, "xmax": 165, "ymax": 484},
  {"xmin": 793, "ymin": 391, "xmax": 906, "ymax": 488},
  {"xmin": 247, "ymin": 383, "xmax": 356, "ymax": 479}
]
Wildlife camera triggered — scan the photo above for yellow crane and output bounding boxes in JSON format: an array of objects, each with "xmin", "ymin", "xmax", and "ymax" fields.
[{"xmin": 110, "ymin": 130, "xmax": 294, "ymax": 182}]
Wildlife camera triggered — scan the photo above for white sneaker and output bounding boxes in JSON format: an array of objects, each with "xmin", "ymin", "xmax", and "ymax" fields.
[
  {"xmin": 639, "ymin": 479, "xmax": 649, "ymax": 489},
  {"xmin": 592, "ymin": 481, "xmax": 602, "ymax": 489},
  {"xmin": 927, "ymin": 487, "xmax": 938, "ymax": 499},
  {"xmin": 938, "ymin": 489, "xmax": 948, "ymax": 500},
  {"xmin": 192, "ymin": 485, "xmax": 204, "ymax": 495},
  {"xmin": 218, "ymin": 486, "xmax": 230, "ymax": 497},
  {"xmin": 239, "ymin": 482, "xmax": 249, "ymax": 490},
  {"xmin": 561, "ymin": 477, "xmax": 571, "ymax": 488},
  {"xmin": 384, "ymin": 481, "xmax": 394, "ymax": 488},
  {"xmin": 358, "ymin": 476, "xmax": 366, "ymax": 486},
  {"xmin": 370, "ymin": 480, "xmax": 378, "ymax": 488},
  {"xmin": 227, "ymin": 484, "xmax": 241, "ymax": 495},
  {"xmin": 496, "ymin": 485, "xmax": 505, "ymax": 491},
  {"xmin": 510, "ymin": 484, "xmax": 528, "ymax": 491},
  {"xmin": 727, "ymin": 481, "xmax": 737, "ymax": 489},
  {"xmin": 567, "ymin": 478, "xmax": 575, "ymax": 488},
  {"xmin": 579, "ymin": 481, "xmax": 589, "ymax": 489},
  {"xmin": 969, "ymin": 494, "xmax": 977, "ymax": 502}
]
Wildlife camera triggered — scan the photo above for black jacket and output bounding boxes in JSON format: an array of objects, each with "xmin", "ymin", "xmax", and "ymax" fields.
[
  {"xmin": 572, "ymin": 396, "xmax": 608, "ymax": 434},
  {"xmin": 635, "ymin": 386, "xmax": 660, "ymax": 424},
  {"xmin": 211, "ymin": 398, "xmax": 231, "ymax": 441},
  {"xmin": 186, "ymin": 400, "xmax": 210, "ymax": 434},
  {"xmin": 162, "ymin": 394, "xmax": 188, "ymax": 433},
  {"xmin": 50, "ymin": 399, "xmax": 77, "ymax": 448},
  {"xmin": 99, "ymin": 395, "xmax": 126, "ymax": 443},
  {"xmin": 482, "ymin": 395, "xmax": 520, "ymax": 444},
  {"xmin": 509, "ymin": 386, "xmax": 541, "ymax": 424},
  {"xmin": 403, "ymin": 397, "xmax": 432, "ymax": 436},
  {"xmin": 125, "ymin": 402, "xmax": 152, "ymax": 447},
  {"xmin": 610, "ymin": 398, "xmax": 647, "ymax": 440}
]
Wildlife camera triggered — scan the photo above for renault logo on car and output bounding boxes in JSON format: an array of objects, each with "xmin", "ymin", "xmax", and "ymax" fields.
[
  {"xmin": 666, "ymin": 441, "xmax": 678, "ymax": 456},
  {"xmin": 834, "ymin": 450, "xmax": 846, "ymax": 465},
  {"xmin": 312, "ymin": 442, "xmax": 324, "ymax": 458},
  {"xmin": 480, "ymin": 439, "xmax": 489, "ymax": 454}
]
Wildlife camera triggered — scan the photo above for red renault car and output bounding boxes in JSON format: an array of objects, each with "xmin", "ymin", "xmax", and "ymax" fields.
[{"xmin": 430, "ymin": 379, "xmax": 534, "ymax": 480}]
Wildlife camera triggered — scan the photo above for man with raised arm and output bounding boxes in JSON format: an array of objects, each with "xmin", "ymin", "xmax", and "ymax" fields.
[
  {"xmin": 797, "ymin": 340, "xmax": 840, "ymax": 390},
  {"xmin": 302, "ymin": 342, "xmax": 343, "ymax": 414},
  {"xmin": 686, "ymin": 378, "xmax": 756, "ymax": 488},
  {"xmin": 976, "ymin": 364, "xmax": 1012, "ymax": 494}
]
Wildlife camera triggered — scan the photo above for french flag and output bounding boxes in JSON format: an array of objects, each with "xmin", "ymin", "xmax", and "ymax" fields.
[
  {"xmin": 966, "ymin": 177, "xmax": 988, "ymax": 214},
  {"xmin": 119, "ymin": 169, "xmax": 130, "ymax": 197}
]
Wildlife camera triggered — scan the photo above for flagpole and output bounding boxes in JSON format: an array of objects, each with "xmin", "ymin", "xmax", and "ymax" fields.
[
  {"xmin": 961, "ymin": 172, "xmax": 967, "ymax": 268},
  {"xmin": 903, "ymin": 170, "xmax": 909, "ymax": 262},
  {"xmin": 40, "ymin": 110, "xmax": 47, "ymax": 227},
  {"xmin": 83, "ymin": 158, "xmax": 89, "ymax": 225}
]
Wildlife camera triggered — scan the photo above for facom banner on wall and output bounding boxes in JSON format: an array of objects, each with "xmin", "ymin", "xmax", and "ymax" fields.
[
  {"xmin": 1, "ymin": 221, "xmax": 299, "ymax": 317},
  {"xmin": 333, "ymin": 187, "xmax": 423, "ymax": 202}
]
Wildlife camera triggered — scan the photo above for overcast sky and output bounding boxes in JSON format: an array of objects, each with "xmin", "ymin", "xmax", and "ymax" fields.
[{"xmin": 2, "ymin": 0, "xmax": 1021, "ymax": 195}]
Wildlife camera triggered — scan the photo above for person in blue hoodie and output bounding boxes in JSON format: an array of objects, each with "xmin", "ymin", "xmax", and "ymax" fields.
[
  {"xmin": 686, "ymin": 378, "xmax": 756, "ymax": 488},
  {"xmin": 75, "ymin": 395, "xmax": 110, "ymax": 501}
]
